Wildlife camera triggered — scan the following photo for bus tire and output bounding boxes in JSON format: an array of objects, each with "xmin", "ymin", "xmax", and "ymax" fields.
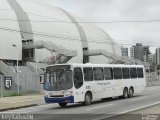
[
  {"xmin": 128, "ymin": 87, "xmax": 134, "ymax": 98},
  {"xmin": 83, "ymin": 92, "xmax": 92, "ymax": 105},
  {"xmin": 122, "ymin": 88, "xmax": 128, "ymax": 99},
  {"xmin": 58, "ymin": 103, "xmax": 67, "ymax": 107}
]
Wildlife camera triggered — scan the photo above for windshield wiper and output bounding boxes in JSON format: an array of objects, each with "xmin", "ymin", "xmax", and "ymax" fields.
[{"xmin": 58, "ymin": 69, "xmax": 64, "ymax": 80}]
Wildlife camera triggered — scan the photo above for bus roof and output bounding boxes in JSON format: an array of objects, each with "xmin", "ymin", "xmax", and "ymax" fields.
[{"xmin": 47, "ymin": 63, "xmax": 144, "ymax": 68}]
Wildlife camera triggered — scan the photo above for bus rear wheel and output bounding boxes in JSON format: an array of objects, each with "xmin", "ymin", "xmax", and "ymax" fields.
[
  {"xmin": 128, "ymin": 88, "xmax": 134, "ymax": 98},
  {"xmin": 122, "ymin": 88, "xmax": 128, "ymax": 99},
  {"xmin": 83, "ymin": 92, "xmax": 92, "ymax": 105},
  {"xmin": 58, "ymin": 103, "xmax": 67, "ymax": 107}
]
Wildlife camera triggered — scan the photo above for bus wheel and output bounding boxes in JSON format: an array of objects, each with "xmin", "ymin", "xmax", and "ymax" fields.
[
  {"xmin": 84, "ymin": 92, "xmax": 92, "ymax": 105},
  {"xmin": 128, "ymin": 88, "xmax": 134, "ymax": 98},
  {"xmin": 123, "ymin": 88, "xmax": 128, "ymax": 99},
  {"xmin": 58, "ymin": 103, "xmax": 67, "ymax": 107}
]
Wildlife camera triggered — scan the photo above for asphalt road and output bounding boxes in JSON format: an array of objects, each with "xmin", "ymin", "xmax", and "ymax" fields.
[{"xmin": 1, "ymin": 86, "xmax": 160, "ymax": 120}]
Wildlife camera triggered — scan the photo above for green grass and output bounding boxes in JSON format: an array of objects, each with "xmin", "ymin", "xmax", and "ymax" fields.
[
  {"xmin": 0, "ymin": 90, "xmax": 40, "ymax": 97},
  {"xmin": 3, "ymin": 90, "xmax": 20, "ymax": 97},
  {"xmin": 20, "ymin": 90, "xmax": 40, "ymax": 95}
]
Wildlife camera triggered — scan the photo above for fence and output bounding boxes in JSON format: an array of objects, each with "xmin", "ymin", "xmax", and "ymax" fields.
[
  {"xmin": 0, "ymin": 73, "xmax": 43, "ymax": 97},
  {"xmin": 146, "ymin": 73, "xmax": 160, "ymax": 87}
]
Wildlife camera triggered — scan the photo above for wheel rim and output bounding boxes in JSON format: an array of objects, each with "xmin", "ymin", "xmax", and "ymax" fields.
[
  {"xmin": 130, "ymin": 89, "xmax": 133, "ymax": 97},
  {"xmin": 85, "ymin": 94, "xmax": 91, "ymax": 104},
  {"xmin": 124, "ymin": 89, "xmax": 128, "ymax": 98}
]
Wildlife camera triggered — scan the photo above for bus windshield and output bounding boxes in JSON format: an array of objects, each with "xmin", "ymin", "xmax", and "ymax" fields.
[{"xmin": 44, "ymin": 65, "xmax": 73, "ymax": 91}]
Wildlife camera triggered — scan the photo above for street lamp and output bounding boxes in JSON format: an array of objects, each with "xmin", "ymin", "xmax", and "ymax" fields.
[
  {"xmin": 0, "ymin": 75, "xmax": 3, "ymax": 98},
  {"xmin": 12, "ymin": 44, "xmax": 20, "ymax": 95},
  {"xmin": 36, "ymin": 56, "xmax": 39, "ymax": 74}
]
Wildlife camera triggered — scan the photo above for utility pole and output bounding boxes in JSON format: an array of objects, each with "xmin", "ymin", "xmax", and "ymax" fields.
[
  {"xmin": 12, "ymin": 44, "xmax": 20, "ymax": 95},
  {"xmin": 0, "ymin": 75, "xmax": 3, "ymax": 98}
]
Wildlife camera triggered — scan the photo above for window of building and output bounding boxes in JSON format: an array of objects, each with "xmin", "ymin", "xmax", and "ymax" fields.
[
  {"xmin": 83, "ymin": 67, "xmax": 93, "ymax": 81},
  {"xmin": 137, "ymin": 68, "xmax": 144, "ymax": 78},
  {"xmin": 93, "ymin": 67, "xmax": 104, "ymax": 81},
  {"xmin": 122, "ymin": 68, "xmax": 130, "ymax": 79},
  {"xmin": 74, "ymin": 68, "xmax": 83, "ymax": 89},
  {"xmin": 104, "ymin": 68, "xmax": 113, "ymax": 80},
  {"xmin": 113, "ymin": 68, "xmax": 122, "ymax": 79},
  {"xmin": 130, "ymin": 68, "xmax": 137, "ymax": 78}
]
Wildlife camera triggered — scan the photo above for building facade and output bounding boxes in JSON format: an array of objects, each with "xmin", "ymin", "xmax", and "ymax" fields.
[
  {"xmin": 121, "ymin": 47, "xmax": 128, "ymax": 56},
  {"xmin": 148, "ymin": 54, "xmax": 156, "ymax": 65},
  {"xmin": 143, "ymin": 46, "xmax": 150, "ymax": 62},
  {"xmin": 156, "ymin": 48, "xmax": 160, "ymax": 65},
  {"xmin": 130, "ymin": 43, "xmax": 150, "ymax": 62},
  {"xmin": 130, "ymin": 47, "xmax": 135, "ymax": 58},
  {"xmin": 130, "ymin": 43, "xmax": 144, "ymax": 61}
]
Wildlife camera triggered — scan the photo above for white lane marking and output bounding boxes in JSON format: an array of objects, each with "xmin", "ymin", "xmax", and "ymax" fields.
[
  {"xmin": 118, "ymin": 101, "xmax": 160, "ymax": 114},
  {"xmin": 86, "ymin": 104, "xmax": 113, "ymax": 111},
  {"xmin": 130, "ymin": 96, "xmax": 149, "ymax": 101},
  {"xmin": 92, "ymin": 101, "xmax": 160, "ymax": 120}
]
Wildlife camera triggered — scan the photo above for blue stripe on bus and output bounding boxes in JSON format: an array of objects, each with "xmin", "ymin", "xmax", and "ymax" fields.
[{"xmin": 44, "ymin": 96, "xmax": 74, "ymax": 103}]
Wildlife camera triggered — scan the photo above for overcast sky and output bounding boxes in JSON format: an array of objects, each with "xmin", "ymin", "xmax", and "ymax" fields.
[{"xmin": 38, "ymin": 0, "xmax": 160, "ymax": 53}]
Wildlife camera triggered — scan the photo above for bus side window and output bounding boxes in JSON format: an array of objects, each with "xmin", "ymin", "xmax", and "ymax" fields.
[
  {"xmin": 137, "ymin": 68, "xmax": 144, "ymax": 78},
  {"xmin": 74, "ymin": 68, "xmax": 83, "ymax": 89},
  {"xmin": 130, "ymin": 68, "xmax": 137, "ymax": 78},
  {"xmin": 83, "ymin": 67, "xmax": 93, "ymax": 81},
  {"xmin": 113, "ymin": 68, "xmax": 122, "ymax": 79},
  {"xmin": 122, "ymin": 68, "xmax": 130, "ymax": 79},
  {"xmin": 104, "ymin": 67, "xmax": 113, "ymax": 80},
  {"xmin": 93, "ymin": 67, "xmax": 104, "ymax": 81}
]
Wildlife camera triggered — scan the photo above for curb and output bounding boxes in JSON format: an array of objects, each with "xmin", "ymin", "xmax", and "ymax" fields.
[{"xmin": 0, "ymin": 104, "xmax": 37, "ymax": 112}]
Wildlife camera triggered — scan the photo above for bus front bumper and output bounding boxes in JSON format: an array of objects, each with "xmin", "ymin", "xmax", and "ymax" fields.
[{"xmin": 44, "ymin": 96, "xmax": 74, "ymax": 103}]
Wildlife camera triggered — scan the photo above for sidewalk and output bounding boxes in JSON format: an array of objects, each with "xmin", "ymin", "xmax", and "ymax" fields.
[{"xmin": 0, "ymin": 94, "xmax": 44, "ymax": 112}]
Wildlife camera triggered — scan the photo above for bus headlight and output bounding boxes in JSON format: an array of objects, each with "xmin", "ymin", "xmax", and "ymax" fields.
[
  {"xmin": 69, "ymin": 91, "xmax": 73, "ymax": 95},
  {"xmin": 64, "ymin": 90, "xmax": 73, "ymax": 96}
]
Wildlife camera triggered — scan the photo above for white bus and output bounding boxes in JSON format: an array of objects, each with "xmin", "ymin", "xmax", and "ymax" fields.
[{"xmin": 43, "ymin": 63, "xmax": 146, "ymax": 107}]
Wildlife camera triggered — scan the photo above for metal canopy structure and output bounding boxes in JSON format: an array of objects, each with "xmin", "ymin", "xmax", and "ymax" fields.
[
  {"xmin": 23, "ymin": 40, "xmax": 148, "ymax": 66},
  {"xmin": 84, "ymin": 49, "xmax": 149, "ymax": 67},
  {"xmin": 22, "ymin": 40, "xmax": 77, "ymax": 64}
]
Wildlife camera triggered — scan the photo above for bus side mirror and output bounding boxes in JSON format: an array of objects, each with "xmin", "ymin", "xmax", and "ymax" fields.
[{"xmin": 40, "ymin": 74, "xmax": 44, "ymax": 84}]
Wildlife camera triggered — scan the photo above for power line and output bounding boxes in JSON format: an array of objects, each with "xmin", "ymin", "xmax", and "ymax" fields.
[
  {"xmin": 0, "ymin": 25, "xmax": 119, "ymax": 44},
  {"xmin": 1, "ymin": 18, "xmax": 160, "ymax": 23},
  {"xmin": 1, "ymin": 9, "xmax": 160, "ymax": 24},
  {"xmin": 0, "ymin": 26, "xmax": 154, "ymax": 46},
  {"xmin": 0, "ymin": 9, "xmax": 70, "ymax": 23},
  {"xmin": 0, "ymin": 26, "xmax": 160, "ymax": 47},
  {"xmin": 0, "ymin": 25, "xmax": 112, "ymax": 41},
  {"xmin": 72, "ymin": 20, "xmax": 160, "ymax": 23},
  {"xmin": 0, "ymin": 26, "xmax": 105, "ymax": 41}
]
